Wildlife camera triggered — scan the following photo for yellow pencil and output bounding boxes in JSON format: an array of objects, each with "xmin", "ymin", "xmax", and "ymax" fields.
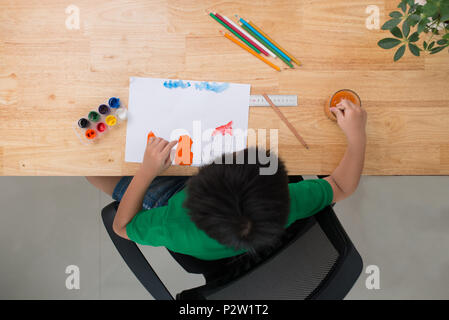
[
  {"xmin": 248, "ymin": 21, "xmax": 301, "ymax": 66},
  {"xmin": 222, "ymin": 31, "xmax": 281, "ymax": 72}
]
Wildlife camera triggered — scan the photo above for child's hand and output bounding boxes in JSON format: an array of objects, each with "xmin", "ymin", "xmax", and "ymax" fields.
[
  {"xmin": 331, "ymin": 99, "xmax": 367, "ymax": 144},
  {"xmin": 139, "ymin": 137, "xmax": 177, "ymax": 178}
]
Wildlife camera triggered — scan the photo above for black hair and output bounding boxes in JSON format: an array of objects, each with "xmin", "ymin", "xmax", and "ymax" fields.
[{"xmin": 184, "ymin": 148, "xmax": 290, "ymax": 254}]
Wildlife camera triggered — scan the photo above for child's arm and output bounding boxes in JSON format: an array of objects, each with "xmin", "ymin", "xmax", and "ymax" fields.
[
  {"xmin": 324, "ymin": 99, "xmax": 367, "ymax": 203},
  {"xmin": 113, "ymin": 137, "xmax": 177, "ymax": 239}
]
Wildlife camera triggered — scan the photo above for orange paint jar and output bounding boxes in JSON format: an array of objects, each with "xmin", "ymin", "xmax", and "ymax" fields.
[
  {"xmin": 325, "ymin": 89, "xmax": 361, "ymax": 121},
  {"xmin": 85, "ymin": 129, "xmax": 97, "ymax": 140}
]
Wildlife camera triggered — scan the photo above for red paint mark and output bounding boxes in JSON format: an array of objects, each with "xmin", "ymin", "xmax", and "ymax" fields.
[
  {"xmin": 175, "ymin": 135, "xmax": 193, "ymax": 166},
  {"xmin": 212, "ymin": 121, "xmax": 233, "ymax": 136}
]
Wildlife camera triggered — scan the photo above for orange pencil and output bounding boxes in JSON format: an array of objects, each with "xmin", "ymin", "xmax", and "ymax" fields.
[
  {"xmin": 248, "ymin": 21, "xmax": 301, "ymax": 66},
  {"xmin": 222, "ymin": 31, "xmax": 281, "ymax": 72}
]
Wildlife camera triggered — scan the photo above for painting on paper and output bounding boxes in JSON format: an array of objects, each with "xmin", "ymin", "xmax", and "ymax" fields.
[{"xmin": 125, "ymin": 77, "xmax": 251, "ymax": 165}]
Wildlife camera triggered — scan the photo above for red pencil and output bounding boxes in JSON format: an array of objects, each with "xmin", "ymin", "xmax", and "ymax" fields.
[{"xmin": 214, "ymin": 13, "xmax": 270, "ymax": 56}]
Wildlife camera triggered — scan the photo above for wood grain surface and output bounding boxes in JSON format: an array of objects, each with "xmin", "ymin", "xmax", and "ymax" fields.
[{"xmin": 0, "ymin": 0, "xmax": 448, "ymax": 175}]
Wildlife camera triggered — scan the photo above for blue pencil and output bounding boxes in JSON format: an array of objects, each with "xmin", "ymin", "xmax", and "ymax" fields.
[{"xmin": 238, "ymin": 18, "xmax": 291, "ymax": 62}]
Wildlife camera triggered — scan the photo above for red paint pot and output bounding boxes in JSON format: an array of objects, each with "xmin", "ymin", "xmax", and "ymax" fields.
[{"xmin": 97, "ymin": 122, "xmax": 107, "ymax": 132}]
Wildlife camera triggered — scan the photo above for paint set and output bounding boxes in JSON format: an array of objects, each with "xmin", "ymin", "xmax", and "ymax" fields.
[{"xmin": 73, "ymin": 97, "xmax": 128, "ymax": 144}]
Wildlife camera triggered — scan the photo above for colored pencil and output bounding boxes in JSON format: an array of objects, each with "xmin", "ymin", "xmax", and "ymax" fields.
[
  {"xmin": 218, "ymin": 14, "xmax": 274, "ymax": 58},
  {"xmin": 262, "ymin": 94, "xmax": 309, "ymax": 149},
  {"xmin": 209, "ymin": 13, "xmax": 261, "ymax": 54},
  {"xmin": 215, "ymin": 13, "xmax": 268, "ymax": 56},
  {"xmin": 239, "ymin": 18, "xmax": 291, "ymax": 62},
  {"xmin": 222, "ymin": 32, "xmax": 280, "ymax": 72},
  {"xmin": 240, "ymin": 23, "xmax": 294, "ymax": 69},
  {"xmin": 249, "ymin": 21, "xmax": 301, "ymax": 66}
]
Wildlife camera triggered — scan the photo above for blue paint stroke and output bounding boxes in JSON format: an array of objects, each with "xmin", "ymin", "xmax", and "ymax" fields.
[
  {"xmin": 194, "ymin": 82, "xmax": 229, "ymax": 93},
  {"xmin": 163, "ymin": 80, "xmax": 191, "ymax": 89},
  {"xmin": 162, "ymin": 79, "xmax": 230, "ymax": 93}
]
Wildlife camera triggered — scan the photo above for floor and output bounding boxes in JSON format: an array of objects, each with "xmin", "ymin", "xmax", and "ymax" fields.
[{"xmin": 0, "ymin": 176, "xmax": 448, "ymax": 299}]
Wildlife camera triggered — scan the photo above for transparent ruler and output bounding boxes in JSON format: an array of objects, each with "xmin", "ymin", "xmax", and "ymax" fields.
[{"xmin": 249, "ymin": 95, "xmax": 297, "ymax": 107}]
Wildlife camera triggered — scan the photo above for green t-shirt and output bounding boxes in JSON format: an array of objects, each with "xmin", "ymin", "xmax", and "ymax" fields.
[{"xmin": 126, "ymin": 179, "xmax": 333, "ymax": 261}]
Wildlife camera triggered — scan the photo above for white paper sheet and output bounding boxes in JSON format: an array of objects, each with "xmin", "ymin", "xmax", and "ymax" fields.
[{"xmin": 125, "ymin": 77, "xmax": 251, "ymax": 165}]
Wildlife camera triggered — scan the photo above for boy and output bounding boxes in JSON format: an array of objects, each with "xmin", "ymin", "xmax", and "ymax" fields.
[{"xmin": 86, "ymin": 99, "xmax": 367, "ymax": 262}]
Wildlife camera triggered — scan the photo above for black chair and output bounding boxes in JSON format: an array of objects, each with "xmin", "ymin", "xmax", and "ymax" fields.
[{"xmin": 101, "ymin": 176, "xmax": 363, "ymax": 300}]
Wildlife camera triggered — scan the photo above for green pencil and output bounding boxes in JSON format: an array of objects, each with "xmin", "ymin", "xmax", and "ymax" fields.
[
  {"xmin": 209, "ymin": 13, "xmax": 261, "ymax": 54},
  {"xmin": 241, "ymin": 23, "xmax": 294, "ymax": 69}
]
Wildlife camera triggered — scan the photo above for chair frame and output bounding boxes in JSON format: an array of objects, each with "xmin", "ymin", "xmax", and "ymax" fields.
[{"xmin": 101, "ymin": 201, "xmax": 363, "ymax": 300}]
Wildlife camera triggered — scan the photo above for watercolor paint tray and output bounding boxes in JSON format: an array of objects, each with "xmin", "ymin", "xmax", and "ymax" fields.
[{"xmin": 73, "ymin": 97, "xmax": 128, "ymax": 145}]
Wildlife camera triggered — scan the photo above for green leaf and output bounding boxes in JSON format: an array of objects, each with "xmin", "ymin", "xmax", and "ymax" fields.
[
  {"xmin": 389, "ymin": 11, "xmax": 403, "ymax": 18},
  {"xmin": 428, "ymin": 41, "xmax": 435, "ymax": 50},
  {"xmin": 443, "ymin": 33, "xmax": 449, "ymax": 40},
  {"xmin": 408, "ymin": 32, "xmax": 419, "ymax": 42},
  {"xmin": 391, "ymin": 26, "xmax": 403, "ymax": 38},
  {"xmin": 402, "ymin": 20, "xmax": 410, "ymax": 37},
  {"xmin": 437, "ymin": 39, "xmax": 448, "ymax": 45},
  {"xmin": 394, "ymin": 45, "xmax": 406, "ymax": 61},
  {"xmin": 441, "ymin": 2, "xmax": 449, "ymax": 22},
  {"xmin": 378, "ymin": 38, "xmax": 402, "ymax": 49},
  {"xmin": 423, "ymin": 2, "xmax": 438, "ymax": 17},
  {"xmin": 414, "ymin": 5, "xmax": 423, "ymax": 15},
  {"xmin": 382, "ymin": 18, "xmax": 402, "ymax": 30},
  {"xmin": 423, "ymin": 41, "xmax": 428, "ymax": 49},
  {"xmin": 408, "ymin": 43, "xmax": 420, "ymax": 56},
  {"xmin": 406, "ymin": 14, "xmax": 421, "ymax": 26},
  {"xmin": 398, "ymin": 1, "xmax": 407, "ymax": 13},
  {"xmin": 408, "ymin": 3, "xmax": 417, "ymax": 14},
  {"xmin": 430, "ymin": 46, "xmax": 447, "ymax": 54},
  {"xmin": 417, "ymin": 18, "xmax": 429, "ymax": 33}
]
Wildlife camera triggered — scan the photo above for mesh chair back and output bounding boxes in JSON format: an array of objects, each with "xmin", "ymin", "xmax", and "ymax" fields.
[
  {"xmin": 178, "ymin": 207, "xmax": 362, "ymax": 300},
  {"xmin": 206, "ymin": 223, "xmax": 338, "ymax": 299}
]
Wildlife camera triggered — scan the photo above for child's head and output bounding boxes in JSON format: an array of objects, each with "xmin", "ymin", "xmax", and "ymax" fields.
[{"xmin": 184, "ymin": 148, "xmax": 290, "ymax": 254}]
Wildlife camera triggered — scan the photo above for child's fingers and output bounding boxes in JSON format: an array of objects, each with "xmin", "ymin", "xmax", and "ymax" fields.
[
  {"xmin": 156, "ymin": 139, "xmax": 169, "ymax": 151},
  {"xmin": 164, "ymin": 154, "xmax": 173, "ymax": 168},
  {"xmin": 148, "ymin": 137, "xmax": 163, "ymax": 147},
  {"xmin": 147, "ymin": 137, "xmax": 155, "ymax": 146},
  {"xmin": 336, "ymin": 101, "xmax": 347, "ymax": 109},
  {"xmin": 339, "ymin": 99, "xmax": 355, "ymax": 110},
  {"xmin": 160, "ymin": 151, "xmax": 173, "ymax": 171},
  {"xmin": 162, "ymin": 140, "xmax": 178, "ymax": 156},
  {"xmin": 148, "ymin": 138, "xmax": 168, "ymax": 153},
  {"xmin": 331, "ymin": 107, "xmax": 344, "ymax": 120}
]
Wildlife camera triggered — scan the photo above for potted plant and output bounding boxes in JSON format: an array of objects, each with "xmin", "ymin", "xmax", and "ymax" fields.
[{"xmin": 378, "ymin": 0, "xmax": 449, "ymax": 61}]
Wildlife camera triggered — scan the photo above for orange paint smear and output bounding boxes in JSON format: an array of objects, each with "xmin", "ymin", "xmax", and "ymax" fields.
[
  {"xmin": 147, "ymin": 131, "xmax": 156, "ymax": 143},
  {"xmin": 175, "ymin": 135, "xmax": 193, "ymax": 166}
]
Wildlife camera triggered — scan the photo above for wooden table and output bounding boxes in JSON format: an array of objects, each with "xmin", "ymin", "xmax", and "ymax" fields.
[{"xmin": 1, "ymin": 0, "xmax": 448, "ymax": 176}]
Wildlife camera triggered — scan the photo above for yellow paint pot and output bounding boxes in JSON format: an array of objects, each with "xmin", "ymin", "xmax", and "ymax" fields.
[{"xmin": 105, "ymin": 115, "xmax": 117, "ymax": 127}]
